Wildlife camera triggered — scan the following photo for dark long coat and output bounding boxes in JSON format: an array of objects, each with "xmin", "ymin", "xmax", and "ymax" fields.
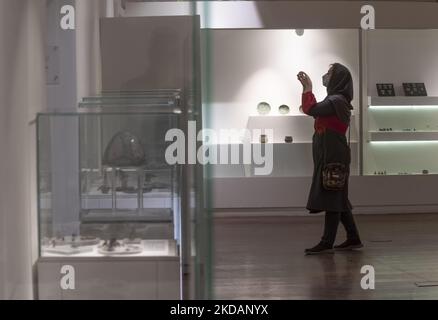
[
  {"xmin": 306, "ymin": 128, "xmax": 353, "ymax": 213},
  {"xmin": 305, "ymin": 63, "xmax": 355, "ymax": 213}
]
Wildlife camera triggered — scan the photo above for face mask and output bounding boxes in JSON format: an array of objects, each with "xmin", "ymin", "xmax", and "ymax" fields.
[{"xmin": 322, "ymin": 73, "xmax": 330, "ymax": 87}]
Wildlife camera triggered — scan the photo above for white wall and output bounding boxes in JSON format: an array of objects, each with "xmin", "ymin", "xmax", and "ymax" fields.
[
  {"xmin": 0, "ymin": 0, "xmax": 46, "ymax": 299},
  {"xmin": 100, "ymin": 16, "xmax": 194, "ymax": 91},
  {"xmin": 367, "ymin": 29, "xmax": 438, "ymax": 97}
]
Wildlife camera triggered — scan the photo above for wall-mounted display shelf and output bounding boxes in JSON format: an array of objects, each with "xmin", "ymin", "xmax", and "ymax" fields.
[{"xmin": 365, "ymin": 96, "xmax": 438, "ymax": 175}]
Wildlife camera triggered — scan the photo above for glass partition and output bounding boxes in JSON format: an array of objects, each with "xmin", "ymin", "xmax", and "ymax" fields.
[{"xmin": 38, "ymin": 110, "xmax": 180, "ymax": 257}]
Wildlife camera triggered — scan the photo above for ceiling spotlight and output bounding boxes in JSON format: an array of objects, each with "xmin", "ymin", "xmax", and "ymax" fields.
[{"xmin": 295, "ymin": 29, "xmax": 305, "ymax": 36}]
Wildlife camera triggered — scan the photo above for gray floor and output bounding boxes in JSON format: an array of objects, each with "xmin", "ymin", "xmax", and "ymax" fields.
[{"xmin": 213, "ymin": 213, "xmax": 438, "ymax": 299}]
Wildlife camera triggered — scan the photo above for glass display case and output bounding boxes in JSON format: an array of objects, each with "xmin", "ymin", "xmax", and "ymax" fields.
[
  {"xmin": 37, "ymin": 91, "xmax": 183, "ymax": 258},
  {"xmin": 364, "ymin": 96, "xmax": 438, "ymax": 176},
  {"xmin": 36, "ymin": 91, "xmax": 199, "ymax": 299},
  {"xmin": 36, "ymin": 11, "xmax": 208, "ymax": 299}
]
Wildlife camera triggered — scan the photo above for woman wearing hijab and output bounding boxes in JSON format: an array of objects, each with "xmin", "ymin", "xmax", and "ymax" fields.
[{"xmin": 297, "ymin": 63, "xmax": 363, "ymax": 255}]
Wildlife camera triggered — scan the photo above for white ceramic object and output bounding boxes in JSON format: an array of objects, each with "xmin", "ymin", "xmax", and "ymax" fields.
[{"xmin": 257, "ymin": 102, "xmax": 271, "ymax": 115}]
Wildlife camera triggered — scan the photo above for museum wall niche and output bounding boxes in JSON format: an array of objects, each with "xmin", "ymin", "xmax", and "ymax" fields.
[
  {"xmin": 201, "ymin": 29, "xmax": 360, "ymax": 178},
  {"xmin": 364, "ymin": 29, "xmax": 438, "ymax": 176}
]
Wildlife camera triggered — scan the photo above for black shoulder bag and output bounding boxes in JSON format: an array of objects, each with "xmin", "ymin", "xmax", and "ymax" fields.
[{"xmin": 322, "ymin": 127, "xmax": 350, "ymax": 191}]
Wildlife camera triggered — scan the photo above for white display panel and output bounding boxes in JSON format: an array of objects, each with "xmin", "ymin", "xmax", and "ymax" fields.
[
  {"xmin": 202, "ymin": 29, "xmax": 360, "ymax": 132},
  {"xmin": 367, "ymin": 30, "xmax": 438, "ymax": 97}
]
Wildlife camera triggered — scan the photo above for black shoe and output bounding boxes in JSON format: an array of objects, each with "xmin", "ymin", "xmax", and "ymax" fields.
[
  {"xmin": 334, "ymin": 239, "xmax": 363, "ymax": 251},
  {"xmin": 304, "ymin": 242, "xmax": 334, "ymax": 255}
]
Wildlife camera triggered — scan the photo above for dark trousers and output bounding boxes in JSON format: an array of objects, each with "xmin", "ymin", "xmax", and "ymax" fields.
[{"xmin": 321, "ymin": 210, "xmax": 360, "ymax": 247}]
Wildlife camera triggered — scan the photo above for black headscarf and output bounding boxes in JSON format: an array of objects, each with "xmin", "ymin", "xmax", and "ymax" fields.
[
  {"xmin": 325, "ymin": 63, "xmax": 354, "ymax": 124},
  {"xmin": 327, "ymin": 63, "xmax": 354, "ymax": 106}
]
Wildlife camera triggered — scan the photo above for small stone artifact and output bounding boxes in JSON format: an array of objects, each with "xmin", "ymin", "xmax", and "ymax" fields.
[
  {"xmin": 102, "ymin": 131, "xmax": 146, "ymax": 167},
  {"xmin": 285, "ymin": 136, "xmax": 293, "ymax": 143}
]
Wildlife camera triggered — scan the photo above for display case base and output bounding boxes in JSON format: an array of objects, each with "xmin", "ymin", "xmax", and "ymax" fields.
[{"xmin": 37, "ymin": 255, "xmax": 180, "ymax": 299}]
